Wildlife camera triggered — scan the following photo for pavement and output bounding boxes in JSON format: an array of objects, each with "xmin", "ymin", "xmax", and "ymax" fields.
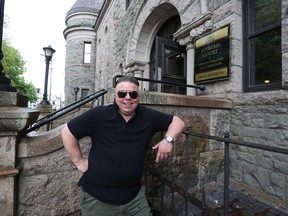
[
  {"xmin": 151, "ymin": 184, "xmax": 288, "ymax": 216},
  {"xmin": 203, "ymin": 187, "xmax": 288, "ymax": 216}
]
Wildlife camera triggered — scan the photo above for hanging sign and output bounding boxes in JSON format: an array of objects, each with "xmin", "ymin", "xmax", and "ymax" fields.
[{"xmin": 194, "ymin": 25, "xmax": 230, "ymax": 83}]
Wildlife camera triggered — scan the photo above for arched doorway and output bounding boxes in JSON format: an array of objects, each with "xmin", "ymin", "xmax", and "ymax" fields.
[{"xmin": 149, "ymin": 15, "xmax": 186, "ymax": 94}]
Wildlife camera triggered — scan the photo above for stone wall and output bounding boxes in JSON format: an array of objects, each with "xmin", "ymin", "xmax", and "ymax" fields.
[
  {"xmin": 0, "ymin": 92, "xmax": 39, "ymax": 216},
  {"xmin": 224, "ymin": 90, "xmax": 288, "ymax": 205},
  {"xmin": 114, "ymin": 0, "xmax": 143, "ymax": 67}
]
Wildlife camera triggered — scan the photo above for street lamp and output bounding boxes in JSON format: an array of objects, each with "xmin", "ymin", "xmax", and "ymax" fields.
[
  {"xmin": 74, "ymin": 87, "xmax": 79, "ymax": 101},
  {"xmin": 39, "ymin": 45, "xmax": 55, "ymax": 105}
]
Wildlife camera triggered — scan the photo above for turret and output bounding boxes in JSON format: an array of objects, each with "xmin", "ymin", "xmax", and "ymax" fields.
[{"xmin": 63, "ymin": 0, "xmax": 104, "ymax": 105}]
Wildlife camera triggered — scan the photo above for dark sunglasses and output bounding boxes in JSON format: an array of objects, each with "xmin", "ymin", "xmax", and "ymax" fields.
[{"xmin": 117, "ymin": 90, "xmax": 139, "ymax": 99}]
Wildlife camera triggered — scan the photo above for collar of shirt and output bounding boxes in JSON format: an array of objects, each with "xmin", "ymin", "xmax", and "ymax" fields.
[{"xmin": 113, "ymin": 102, "xmax": 139, "ymax": 122}]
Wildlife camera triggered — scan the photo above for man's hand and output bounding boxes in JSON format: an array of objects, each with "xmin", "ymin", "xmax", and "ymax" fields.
[
  {"xmin": 152, "ymin": 139, "xmax": 173, "ymax": 163},
  {"xmin": 74, "ymin": 158, "xmax": 88, "ymax": 174}
]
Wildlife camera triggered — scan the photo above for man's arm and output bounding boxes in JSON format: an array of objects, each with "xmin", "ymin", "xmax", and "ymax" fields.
[
  {"xmin": 152, "ymin": 116, "xmax": 185, "ymax": 162},
  {"xmin": 61, "ymin": 124, "xmax": 88, "ymax": 173}
]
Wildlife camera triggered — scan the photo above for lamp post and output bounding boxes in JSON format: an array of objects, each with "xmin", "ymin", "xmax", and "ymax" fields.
[
  {"xmin": 74, "ymin": 86, "xmax": 79, "ymax": 101},
  {"xmin": 39, "ymin": 45, "xmax": 55, "ymax": 105}
]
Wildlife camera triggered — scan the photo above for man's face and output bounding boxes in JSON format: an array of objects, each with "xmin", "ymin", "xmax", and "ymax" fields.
[{"xmin": 114, "ymin": 81, "xmax": 139, "ymax": 116}]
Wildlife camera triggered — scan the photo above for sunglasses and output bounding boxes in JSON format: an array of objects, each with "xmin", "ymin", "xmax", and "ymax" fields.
[{"xmin": 117, "ymin": 90, "xmax": 139, "ymax": 99}]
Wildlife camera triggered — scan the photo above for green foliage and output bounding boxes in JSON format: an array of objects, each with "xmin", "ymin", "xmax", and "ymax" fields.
[{"xmin": 1, "ymin": 40, "xmax": 38, "ymax": 102}]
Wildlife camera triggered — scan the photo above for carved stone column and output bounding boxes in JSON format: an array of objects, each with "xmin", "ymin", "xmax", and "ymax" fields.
[
  {"xmin": 200, "ymin": 0, "xmax": 208, "ymax": 14},
  {"xmin": 36, "ymin": 104, "xmax": 54, "ymax": 132},
  {"xmin": 186, "ymin": 42, "xmax": 196, "ymax": 96},
  {"xmin": 125, "ymin": 62, "xmax": 145, "ymax": 91},
  {"xmin": 0, "ymin": 92, "xmax": 39, "ymax": 216},
  {"xmin": 178, "ymin": 36, "xmax": 196, "ymax": 96},
  {"xmin": 174, "ymin": 14, "xmax": 213, "ymax": 96}
]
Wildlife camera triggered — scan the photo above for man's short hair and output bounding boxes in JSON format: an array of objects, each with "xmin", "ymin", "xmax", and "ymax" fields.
[{"xmin": 115, "ymin": 76, "xmax": 139, "ymax": 87}]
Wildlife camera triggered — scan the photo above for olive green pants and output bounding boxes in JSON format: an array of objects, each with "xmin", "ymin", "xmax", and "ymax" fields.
[{"xmin": 80, "ymin": 186, "xmax": 152, "ymax": 216}]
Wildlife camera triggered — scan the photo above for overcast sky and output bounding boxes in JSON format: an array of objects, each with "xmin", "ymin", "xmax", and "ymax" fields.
[{"xmin": 4, "ymin": 0, "xmax": 75, "ymax": 99}]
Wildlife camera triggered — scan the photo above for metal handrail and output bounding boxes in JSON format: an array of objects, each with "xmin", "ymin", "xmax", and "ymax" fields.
[
  {"xmin": 26, "ymin": 88, "xmax": 108, "ymax": 134},
  {"xmin": 145, "ymin": 129, "xmax": 288, "ymax": 215}
]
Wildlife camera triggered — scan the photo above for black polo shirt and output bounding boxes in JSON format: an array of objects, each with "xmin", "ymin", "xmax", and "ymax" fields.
[{"xmin": 67, "ymin": 103, "xmax": 173, "ymax": 205}]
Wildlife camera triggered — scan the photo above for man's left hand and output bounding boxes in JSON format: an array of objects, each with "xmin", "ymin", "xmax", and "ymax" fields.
[{"xmin": 152, "ymin": 139, "xmax": 173, "ymax": 163}]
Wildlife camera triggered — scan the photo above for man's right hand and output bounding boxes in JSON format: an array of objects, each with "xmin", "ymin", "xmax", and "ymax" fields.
[{"xmin": 74, "ymin": 158, "xmax": 88, "ymax": 174}]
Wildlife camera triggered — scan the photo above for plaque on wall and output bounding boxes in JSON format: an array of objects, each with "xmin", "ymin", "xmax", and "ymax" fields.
[{"xmin": 194, "ymin": 25, "xmax": 230, "ymax": 83}]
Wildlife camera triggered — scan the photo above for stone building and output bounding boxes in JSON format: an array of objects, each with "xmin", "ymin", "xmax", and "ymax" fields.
[
  {"xmin": 63, "ymin": 0, "xmax": 288, "ymax": 210},
  {"xmin": 0, "ymin": 0, "xmax": 287, "ymax": 215}
]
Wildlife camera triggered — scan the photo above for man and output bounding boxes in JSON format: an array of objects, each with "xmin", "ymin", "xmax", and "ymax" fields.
[{"xmin": 61, "ymin": 76, "xmax": 185, "ymax": 216}]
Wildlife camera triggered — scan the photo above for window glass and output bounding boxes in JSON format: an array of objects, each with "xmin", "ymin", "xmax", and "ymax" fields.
[
  {"xmin": 164, "ymin": 47, "xmax": 185, "ymax": 77},
  {"xmin": 84, "ymin": 42, "xmax": 91, "ymax": 64},
  {"xmin": 245, "ymin": 0, "xmax": 282, "ymax": 91},
  {"xmin": 251, "ymin": 28, "xmax": 281, "ymax": 85},
  {"xmin": 126, "ymin": 0, "xmax": 131, "ymax": 10},
  {"xmin": 81, "ymin": 88, "xmax": 89, "ymax": 98},
  {"xmin": 252, "ymin": 0, "xmax": 281, "ymax": 31}
]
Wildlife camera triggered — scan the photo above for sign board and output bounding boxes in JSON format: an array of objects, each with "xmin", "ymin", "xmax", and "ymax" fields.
[{"xmin": 194, "ymin": 25, "xmax": 230, "ymax": 83}]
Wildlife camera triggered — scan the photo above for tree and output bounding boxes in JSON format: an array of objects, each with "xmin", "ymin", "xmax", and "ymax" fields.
[{"xmin": 1, "ymin": 39, "xmax": 37, "ymax": 102}]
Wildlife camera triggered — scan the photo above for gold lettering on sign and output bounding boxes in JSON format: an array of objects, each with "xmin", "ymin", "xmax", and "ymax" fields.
[
  {"xmin": 196, "ymin": 26, "xmax": 229, "ymax": 48},
  {"xmin": 195, "ymin": 68, "xmax": 228, "ymax": 81}
]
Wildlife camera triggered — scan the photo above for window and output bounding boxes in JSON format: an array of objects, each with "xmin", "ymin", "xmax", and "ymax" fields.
[
  {"xmin": 126, "ymin": 0, "xmax": 131, "ymax": 10},
  {"xmin": 244, "ymin": 0, "xmax": 282, "ymax": 92},
  {"xmin": 81, "ymin": 88, "xmax": 89, "ymax": 98},
  {"xmin": 149, "ymin": 16, "xmax": 186, "ymax": 94},
  {"xmin": 84, "ymin": 42, "xmax": 91, "ymax": 64},
  {"xmin": 164, "ymin": 48, "xmax": 185, "ymax": 78}
]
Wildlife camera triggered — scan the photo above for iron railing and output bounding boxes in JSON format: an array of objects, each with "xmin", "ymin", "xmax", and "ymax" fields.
[
  {"xmin": 26, "ymin": 88, "xmax": 108, "ymax": 134},
  {"xmin": 145, "ymin": 129, "xmax": 288, "ymax": 216}
]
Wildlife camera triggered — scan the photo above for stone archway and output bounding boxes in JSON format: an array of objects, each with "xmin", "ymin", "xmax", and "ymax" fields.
[{"xmin": 125, "ymin": 2, "xmax": 180, "ymax": 84}]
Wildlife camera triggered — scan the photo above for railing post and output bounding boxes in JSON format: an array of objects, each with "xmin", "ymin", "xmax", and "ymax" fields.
[
  {"xmin": 184, "ymin": 127, "xmax": 190, "ymax": 216},
  {"xmin": 223, "ymin": 130, "xmax": 230, "ymax": 216},
  {"xmin": 160, "ymin": 162, "xmax": 164, "ymax": 215}
]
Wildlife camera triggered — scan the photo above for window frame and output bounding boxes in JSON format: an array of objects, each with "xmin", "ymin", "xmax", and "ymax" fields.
[
  {"xmin": 81, "ymin": 88, "xmax": 89, "ymax": 98},
  {"xmin": 243, "ymin": 0, "xmax": 282, "ymax": 92},
  {"xmin": 83, "ymin": 42, "xmax": 92, "ymax": 64}
]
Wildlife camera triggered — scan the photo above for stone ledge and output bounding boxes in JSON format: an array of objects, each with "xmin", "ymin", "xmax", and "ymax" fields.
[
  {"xmin": 216, "ymin": 90, "xmax": 288, "ymax": 105},
  {"xmin": 0, "ymin": 107, "xmax": 39, "ymax": 132},
  {"xmin": 231, "ymin": 180, "xmax": 288, "ymax": 211},
  {"xmin": 140, "ymin": 92, "xmax": 233, "ymax": 109},
  {"xmin": 18, "ymin": 125, "xmax": 64, "ymax": 158}
]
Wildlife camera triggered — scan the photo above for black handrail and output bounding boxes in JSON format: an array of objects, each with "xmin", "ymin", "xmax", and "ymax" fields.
[
  {"xmin": 26, "ymin": 88, "xmax": 108, "ymax": 134},
  {"xmin": 113, "ymin": 75, "xmax": 206, "ymax": 91}
]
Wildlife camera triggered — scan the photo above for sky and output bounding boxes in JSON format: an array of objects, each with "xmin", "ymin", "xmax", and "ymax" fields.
[{"xmin": 3, "ymin": 0, "xmax": 76, "ymax": 100}]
